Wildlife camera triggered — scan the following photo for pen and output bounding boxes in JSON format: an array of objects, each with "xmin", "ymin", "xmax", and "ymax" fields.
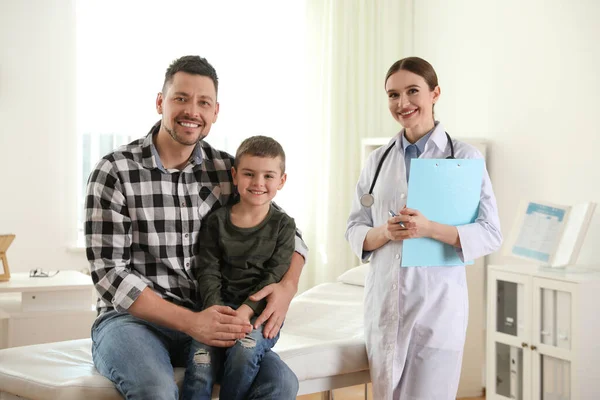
[{"xmin": 388, "ymin": 210, "xmax": 406, "ymax": 229}]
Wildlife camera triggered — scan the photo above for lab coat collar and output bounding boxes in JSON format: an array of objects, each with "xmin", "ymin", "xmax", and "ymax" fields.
[
  {"xmin": 394, "ymin": 121, "xmax": 447, "ymax": 156},
  {"xmin": 401, "ymin": 127, "xmax": 434, "ymax": 156},
  {"xmin": 426, "ymin": 121, "xmax": 449, "ymax": 155}
]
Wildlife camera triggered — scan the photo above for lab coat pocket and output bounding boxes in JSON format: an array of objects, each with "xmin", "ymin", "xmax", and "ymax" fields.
[{"xmin": 415, "ymin": 269, "xmax": 468, "ymax": 351}]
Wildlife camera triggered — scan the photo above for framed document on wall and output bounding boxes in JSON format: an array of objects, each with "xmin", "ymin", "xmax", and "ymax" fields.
[{"xmin": 0, "ymin": 234, "xmax": 15, "ymax": 281}]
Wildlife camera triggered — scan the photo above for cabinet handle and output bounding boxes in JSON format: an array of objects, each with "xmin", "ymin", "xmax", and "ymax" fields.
[
  {"xmin": 521, "ymin": 342, "xmax": 528, "ymax": 348},
  {"xmin": 531, "ymin": 345, "xmax": 537, "ymax": 351}
]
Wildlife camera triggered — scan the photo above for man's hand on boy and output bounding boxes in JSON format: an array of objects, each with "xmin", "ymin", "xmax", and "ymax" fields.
[
  {"xmin": 249, "ymin": 280, "xmax": 297, "ymax": 339},
  {"xmin": 185, "ymin": 305, "xmax": 252, "ymax": 347}
]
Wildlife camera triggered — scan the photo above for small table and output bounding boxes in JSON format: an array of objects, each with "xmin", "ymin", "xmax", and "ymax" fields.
[{"xmin": 0, "ymin": 270, "xmax": 97, "ymax": 349}]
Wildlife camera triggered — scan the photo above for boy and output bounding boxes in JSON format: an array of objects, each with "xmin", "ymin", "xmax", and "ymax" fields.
[{"xmin": 181, "ymin": 136, "xmax": 296, "ymax": 400}]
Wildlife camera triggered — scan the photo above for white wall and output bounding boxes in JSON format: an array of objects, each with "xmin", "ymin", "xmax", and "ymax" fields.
[
  {"xmin": 412, "ymin": 0, "xmax": 600, "ymax": 266},
  {"xmin": 0, "ymin": 0, "xmax": 86, "ymax": 273},
  {"xmin": 2, "ymin": 0, "xmax": 599, "ymax": 274}
]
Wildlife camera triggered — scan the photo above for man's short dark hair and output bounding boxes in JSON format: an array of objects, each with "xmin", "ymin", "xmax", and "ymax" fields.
[
  {"xmin": 162, "ymin": 55, "xmax": 218, "ymax": 94},
  {"xmin": 235, "ymin": 136, "xmax": 286, "ymax": 173}
]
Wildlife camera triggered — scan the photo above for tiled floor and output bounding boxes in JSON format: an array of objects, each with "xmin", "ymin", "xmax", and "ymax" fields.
[{"xmin": 297, "ymin": 384, "xmax": 485, "ymax": 400}]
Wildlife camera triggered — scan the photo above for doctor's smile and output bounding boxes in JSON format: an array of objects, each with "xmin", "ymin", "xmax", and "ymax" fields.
[{"xmin": 399, "ymin": 108, "xmax": 418, "ymax": 118}]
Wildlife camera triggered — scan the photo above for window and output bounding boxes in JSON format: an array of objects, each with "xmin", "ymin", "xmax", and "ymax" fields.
[{"xmin": 76, "ymin": 0, "xmax": 307, "ymax": 245}]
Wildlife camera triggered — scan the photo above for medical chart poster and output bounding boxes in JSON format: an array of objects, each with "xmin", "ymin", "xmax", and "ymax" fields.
[{"xmin": 511, "ymin": 202, "xmax": 567, "ymax": 263}]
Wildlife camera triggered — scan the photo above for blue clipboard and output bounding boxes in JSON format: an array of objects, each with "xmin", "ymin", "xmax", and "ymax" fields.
[{"xmin": 401, "ymin": 158, "xmax": 484, "ymax": 267}]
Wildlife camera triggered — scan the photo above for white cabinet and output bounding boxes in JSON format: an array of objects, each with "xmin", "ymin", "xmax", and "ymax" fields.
[
  {"xmin": 486, "ymin": 264, "xmax": 600, "ymax": 400},
  {"xmin": 0, "ymin": 271, "xmax": 96, "ymax": 349}
]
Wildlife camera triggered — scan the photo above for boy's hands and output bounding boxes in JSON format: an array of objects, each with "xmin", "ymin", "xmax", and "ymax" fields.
[
  {"xmin": 250, "ymin": 280, "xmax": 297, "ymax": 339},
  {"xmin": 236, "ymin": 304, "xmax": 255, "ymax": 324},
  {"xmin": 184, "ymin": 305, "xmax": 252, "ymax": 347}
]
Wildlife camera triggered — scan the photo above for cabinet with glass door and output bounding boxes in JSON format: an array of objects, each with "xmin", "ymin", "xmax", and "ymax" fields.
[{"xmin": 486, "ymin": 264, "xmax": 600, "ymax": 400}]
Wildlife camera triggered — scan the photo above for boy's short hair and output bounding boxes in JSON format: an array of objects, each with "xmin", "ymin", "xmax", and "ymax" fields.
[{"xmin": 234, "ymin": 136, "xmax": 286, "ymax": 173}]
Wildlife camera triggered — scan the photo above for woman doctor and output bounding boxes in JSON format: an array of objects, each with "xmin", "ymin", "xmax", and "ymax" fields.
[{"xmin": 345, "ymin": 57, "xmax": 502, "ymax": 399}]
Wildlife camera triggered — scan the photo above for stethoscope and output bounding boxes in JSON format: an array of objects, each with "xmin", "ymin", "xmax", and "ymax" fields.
[{"xmin": 360, "ymin": 132, "xmax": 455, "ymax": 207}]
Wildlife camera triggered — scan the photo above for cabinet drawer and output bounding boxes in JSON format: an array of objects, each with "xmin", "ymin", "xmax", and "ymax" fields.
[{"xmin": 7, "ymin": 310, "xmax": 96, "ymax": 348}]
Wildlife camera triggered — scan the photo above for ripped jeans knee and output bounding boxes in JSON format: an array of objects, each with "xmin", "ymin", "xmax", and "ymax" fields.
[{"xmin": 191, "ymin": 348, "xmax": 212, "ymax": 366}]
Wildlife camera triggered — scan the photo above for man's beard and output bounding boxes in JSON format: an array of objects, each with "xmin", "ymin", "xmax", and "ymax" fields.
[{"xmin": 164, "ymin": 122, "xmax": 206, "ymax": 146}]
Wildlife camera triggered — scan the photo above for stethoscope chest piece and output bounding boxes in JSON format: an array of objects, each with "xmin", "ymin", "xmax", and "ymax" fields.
[{"xmin": 360, "ymin": 193, "xmax": 375, "ymax": 207}]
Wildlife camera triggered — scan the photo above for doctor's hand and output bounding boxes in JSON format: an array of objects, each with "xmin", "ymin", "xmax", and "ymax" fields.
[
  {"xmin": 249, "ymin": 280, "xmax": 296, "ymax": 339},
  {"xmin": 398, "ymin": 208, "xmax": 432, "ymax": 238},
  {"xmin": 385, "ymin": 208, "xmax": 431, "ymax": 241}
]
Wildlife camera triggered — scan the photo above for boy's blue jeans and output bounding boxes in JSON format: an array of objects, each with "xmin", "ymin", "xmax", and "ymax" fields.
[
  {"xmin": 181, "ymin": 320, "xmax": 279, "ymax": 400},
  {"xmin": 91, "ymin": 311, "xmax": 297, "ymax": 400}
]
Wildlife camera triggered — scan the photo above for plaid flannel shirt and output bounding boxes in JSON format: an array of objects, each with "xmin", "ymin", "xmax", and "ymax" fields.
[{"xmin": 85, "ymin": 122, "xmax": 308, "ymax": 315}]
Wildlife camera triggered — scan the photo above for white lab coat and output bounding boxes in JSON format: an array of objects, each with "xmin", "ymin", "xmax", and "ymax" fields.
[{"xmin": 346, "ymin": 122, "xmax": 502, "ymax": 400}]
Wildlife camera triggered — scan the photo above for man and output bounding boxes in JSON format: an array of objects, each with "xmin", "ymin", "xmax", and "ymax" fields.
[{"xmin": 85, "ymin": 55, "xmax": 307, "ymax": 399}]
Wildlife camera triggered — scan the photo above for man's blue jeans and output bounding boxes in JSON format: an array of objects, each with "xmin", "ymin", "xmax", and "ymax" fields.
[
  {"xmin": 91, "ymin": 311, "xmax": 298, "ymax": 400},
  {"xmin": 181, "ymin": 321, "xmax": 279, "ymax": 400}
]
